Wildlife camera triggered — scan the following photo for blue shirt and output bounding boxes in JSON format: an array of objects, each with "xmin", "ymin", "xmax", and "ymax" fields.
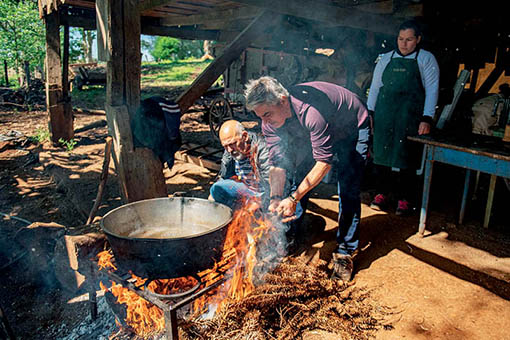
[{"xmin": 367, "ymin": 49, "xmax": 440, "ymax": 118}]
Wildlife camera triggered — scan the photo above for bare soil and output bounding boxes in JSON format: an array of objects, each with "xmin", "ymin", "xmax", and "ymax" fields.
[{"xmin": 1, "ymin": 103, "xmax": 510, "ymax": 340}]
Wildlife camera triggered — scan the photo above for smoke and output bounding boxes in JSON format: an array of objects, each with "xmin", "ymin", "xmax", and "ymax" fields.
[{"xmin": 252, "ymin": 214, "xmax": 289, "ymax": 285}]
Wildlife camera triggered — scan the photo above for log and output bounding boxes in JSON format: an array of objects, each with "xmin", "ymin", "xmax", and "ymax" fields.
[
  {"xmin": 73, "ymin": 107, "xmax": 106, "ymax": 116},
  {"xmin": 74, "ymin": 119, "xmax": 107, "ymax": 133},
  {"xmin": 53, "ymin": 231, "xmax": 107, "ymax": 292}
]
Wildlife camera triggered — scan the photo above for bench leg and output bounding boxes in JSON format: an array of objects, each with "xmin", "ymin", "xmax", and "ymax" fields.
[
  {"xmin": 419, "ymin": 148, "xmax": 434, "ymax": 235},
  {"xmin": 459, "ymin": 169, "xmax": 471, "ymax": 225},
  {"xmin": 483, "ymin": 174, "xmax": 497, "ymax": 228}
]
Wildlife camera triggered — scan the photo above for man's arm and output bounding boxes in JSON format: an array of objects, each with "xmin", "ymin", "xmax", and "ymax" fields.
[
  {"xmin": 268, "ymin": 166, "xmax": 287, "ymax": 213},
  {"xmin": 276, "ymin": 161, "xmax": 332, "ymax": 220},
  {"xmin": 292, "ymin": 161, "xmax": 331, "ymax": 201}
]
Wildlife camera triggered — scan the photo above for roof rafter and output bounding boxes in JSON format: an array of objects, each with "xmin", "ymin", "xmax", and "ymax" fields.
[
  {"xmin": 160, "ymin": 5, "xmax": 261, "ymax": 26},
  {"xmin": 228, "ymin": 0, "xmax": 400, "ymax": 35}
]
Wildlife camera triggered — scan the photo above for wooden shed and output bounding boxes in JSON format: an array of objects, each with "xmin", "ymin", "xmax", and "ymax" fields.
[{"xmin": 37, "ymin": 0, "xmax": 510, "ymax": 203}]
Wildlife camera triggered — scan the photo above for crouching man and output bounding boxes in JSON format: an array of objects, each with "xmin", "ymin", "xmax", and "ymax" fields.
[{"xmin": 209, "ymin": 120, "xmax": 303, "ymax": 220}]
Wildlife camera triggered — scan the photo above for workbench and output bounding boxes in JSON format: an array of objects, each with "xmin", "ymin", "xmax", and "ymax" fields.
[{"xmin": 408, "ymin": 134, "xmax": 510, "ymax": 235}]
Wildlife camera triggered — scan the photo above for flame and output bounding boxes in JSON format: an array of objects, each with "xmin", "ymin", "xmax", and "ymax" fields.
[{"xmin": 97, "ymin": 197, "xmax": 280, "ymax": 337}]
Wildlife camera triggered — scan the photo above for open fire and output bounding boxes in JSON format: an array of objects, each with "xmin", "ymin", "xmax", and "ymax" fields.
[{"xmin": 97, "ymin": 199, "xmax": 285, "ymax": 338}]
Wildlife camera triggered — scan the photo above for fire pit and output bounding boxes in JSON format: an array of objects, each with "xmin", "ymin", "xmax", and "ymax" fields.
[{"xmin": 100, "ymin": 197, "xmax": 232, "ymax": 279}]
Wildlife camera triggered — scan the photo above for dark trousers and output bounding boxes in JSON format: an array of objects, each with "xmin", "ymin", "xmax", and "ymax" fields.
[
  {"xmin": 373, "ymin": 164, "xmax": 418, "ymax": 203},
  {"xmin": 335, "ymin": 125, "xmax": 370, "ymax": 255},
  {"xmin": 291, "ymin": 125, "xmax": 370, "ymax": 255}
]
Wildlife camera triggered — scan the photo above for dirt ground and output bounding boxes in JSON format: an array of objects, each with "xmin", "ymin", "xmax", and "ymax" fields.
[{"xmin": 1, "ymin": 104, "xmax": 510, "ymax": 340}]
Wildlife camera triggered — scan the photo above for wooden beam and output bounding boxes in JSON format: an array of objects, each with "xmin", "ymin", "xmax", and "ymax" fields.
[
  {"xmin": 138, "ymin": 0, "xmax": 172, "ymax": 12},
  {"xmin": 159, "ymin": 6, "xmax": 262, "ymax": 27},
  {"xmin": 60, "ymin": 13, "xmax": 97, "ymax": 30},
  {"xmin": 177, "ymin": 10, "xmax": 280, "ymax": 113},
  {"xmin": 45, "ymin": 11, "xmax": 74, "ymax": 143},
  {"xmin": 96, "ymin": 0, "xmax": 109, "ymax": 61},
  {"xmin": 229, "ymin": 0, "xmax": 399, "ymax": 35},
  {"xmin": 142, "ymin": 23, "xmax": 220, "ymax": 40},
  {"xmin": 62, "ymin": 23, "xmax": 70, "ymax": 99},
  {"xmin": 58, "ymin": 13, "xmax": 220, "ymax": 40},
  {"xmin": 105, "ymin": 0, "xmax": 167, "ymax": 203}
]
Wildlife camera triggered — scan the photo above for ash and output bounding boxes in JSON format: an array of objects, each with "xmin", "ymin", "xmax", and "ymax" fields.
[{"xmin": 46, "ymin": 296, "xmax": 118, "ymax": 340}]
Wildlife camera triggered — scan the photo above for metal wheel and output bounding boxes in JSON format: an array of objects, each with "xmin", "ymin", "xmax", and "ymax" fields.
[{"xmin": 208, "ymin": 97, "xmax": 233, "ymax": 140}]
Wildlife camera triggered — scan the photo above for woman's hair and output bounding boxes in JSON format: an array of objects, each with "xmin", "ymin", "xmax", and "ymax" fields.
[
  {"xmin": 398, "ymin": 20, "xmax": 422, "ymax": 38},
  {"xmin": 244, "ymin": 76, "xmax": 289, "ymax": 111}
]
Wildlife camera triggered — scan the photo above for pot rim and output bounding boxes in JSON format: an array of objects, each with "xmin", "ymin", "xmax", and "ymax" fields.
[{"xmin": 100, "ymin": 196, "xmax": 232, "ymax": 241}]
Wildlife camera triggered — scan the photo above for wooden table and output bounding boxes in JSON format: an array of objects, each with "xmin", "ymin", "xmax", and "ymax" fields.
[{"xmin": 409, "ymin": 134, "xmax": 510, "ymax": 234}]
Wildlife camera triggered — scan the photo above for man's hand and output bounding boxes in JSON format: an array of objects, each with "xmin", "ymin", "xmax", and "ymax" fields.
[
  {"xmin": 268, "ymin": 198, "xmax": 281, "ymax": 214},
  {"xmin": 418, "ymin": 122, "xmax": 431, "ymax": 135},
  {"xmin": 276, "ymin": 197, "xmax": 297, "ymax": 220}
]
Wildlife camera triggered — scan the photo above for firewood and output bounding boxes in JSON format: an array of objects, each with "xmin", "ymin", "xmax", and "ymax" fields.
[{"xmin": 53, "ymin": 230, "xmax": 107, "ymax": 292}]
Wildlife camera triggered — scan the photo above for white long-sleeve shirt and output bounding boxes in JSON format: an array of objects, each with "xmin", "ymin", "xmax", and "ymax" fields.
[{"xmin": 367, "ymin": 49, "xmax": 440, "ymax": 118}]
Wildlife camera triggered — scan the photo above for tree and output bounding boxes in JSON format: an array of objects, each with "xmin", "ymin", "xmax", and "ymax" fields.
[
  {"xmin": 151, "ymin": 37, "xmax": 181, "ymax": 61},
  {"xmin": 150, "ymin": 37, "xmax": 205, "ymax": 61},
  {"xmin": 0, "ymin": 0, "xmax": 45, "ymax": 85}
]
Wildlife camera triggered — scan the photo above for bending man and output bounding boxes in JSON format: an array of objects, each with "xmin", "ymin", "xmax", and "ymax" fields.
[{"xmin": 244, "ymin": 77, "xmax": 370, "ymax": 281}]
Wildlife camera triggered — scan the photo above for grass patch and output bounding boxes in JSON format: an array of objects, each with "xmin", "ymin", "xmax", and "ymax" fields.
[
  {"xmin": 141, "ymin": 59, "xmax": 211, "ymax": 87},
  {"xmin": 71, "ymin": 58, "xmax": 214, "ymax": 109}
]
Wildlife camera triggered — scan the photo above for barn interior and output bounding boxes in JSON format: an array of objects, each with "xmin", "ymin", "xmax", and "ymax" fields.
[{"xmin": 1, "ymin": 0, "xmax": 509, "ymax": 339}]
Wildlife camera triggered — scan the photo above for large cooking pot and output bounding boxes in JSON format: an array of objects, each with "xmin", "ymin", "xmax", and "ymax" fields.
[{"xmin": 100, "ymin": 197, "xmax": 232, "ymax": 279}]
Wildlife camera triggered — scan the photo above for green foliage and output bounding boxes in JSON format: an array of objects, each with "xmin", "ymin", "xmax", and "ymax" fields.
[
  {"xmin": 58, "ymin": 138, "xmax": 77, "ymax": 152},
  {"xmin": 151, "ymin": 37, "xmax": 204, "ymax": 61},
  {"xmin": 29, "ymin": 128, "xmax": 50, "ymax": 144},
  {"xmin": 151, "ymin": 37, "xmax": 180, "ymax": 61},
  {"xmin": 141, "ymin": 59, "xmax": 213, "ymax": 90},
  {"xmin": 0, "ymin": 0, "xmax": 45, "ymax": 82}
]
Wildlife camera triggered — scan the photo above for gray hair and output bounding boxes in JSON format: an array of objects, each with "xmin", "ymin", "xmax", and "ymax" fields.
[{"xmin": 244, "ymin": 76, "xmax": 289, "ymax": 111}]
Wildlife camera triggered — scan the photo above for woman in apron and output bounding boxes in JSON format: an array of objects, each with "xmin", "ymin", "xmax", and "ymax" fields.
[{"xmin": 366, "ymin": 20, "xmax": 440, "ymax": 215}]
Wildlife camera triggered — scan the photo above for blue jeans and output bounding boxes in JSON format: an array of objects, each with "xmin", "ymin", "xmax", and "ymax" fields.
[
  {"xmin": 210, "ymin": 179, "xmax": 303, "ymax": 224},
  {"xmin": 334, "ymin": 125, "xmax": 370, "ymax": 255},
  {"xmin": 210, "ymin": 179, "xmax": 260, "ymax": 208}
]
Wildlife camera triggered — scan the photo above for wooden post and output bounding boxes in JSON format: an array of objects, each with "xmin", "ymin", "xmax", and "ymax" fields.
[
  {"xmin": 45, "ymin": 11, "xmax": 74, "ymax": 143},
  {"xmin": 62, "ymin": 23, "xmax": 70, "ymax": 99},
  {"xmin": 103, "ymin": 0, "xmax": 167, "ymax": 203},
  {"xmin": 3, "ymin": 60, "xmax": 8, "ymax": 87},
  {"xmin": 176, "ymin": 10, "xmax": 280, "ymax": 113},
  {"xmin": 24, "ymin": 61, "xmax": 31, "ymax": 87}
]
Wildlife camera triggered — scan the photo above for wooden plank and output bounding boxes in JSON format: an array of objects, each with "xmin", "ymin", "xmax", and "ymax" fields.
[
  {"xmin": 45, "ymin": 11, "xmax": 74, "ymax": 143},
  {"xmin": 142, "ymin": 23, "xmax": 220, "ymax": 40},
  {"xmin": 436, "ymin": 69, "xmax": 470, "ymax": 129},
  {"xmin": 105, "ymin": 0, "xmax": 167, "ymax": 203},
  {"xmin": 229, "ymin": 0, "xmax": 399, "ymax": 35},
  {"xmin": 106, "ymin": 0, "xmax": 124, "ymax": 107},
  {"xmin": 96, "ymin": 0, "xmax": 109, "ymax": 61},
  {"xmin": 174, "ymin": 150, "xmax": 221, "ymax": 171},
  {"xmin": 62, "ymin": 23, "xmax": 70, "ymax": 99},
  {"xmin": 138, "ymin": 0, "xmax": 173, "ymax": 12},
  {"xmin": 160, "ymin": 5, "xmax": 261, "ymax": 26},
  {"xmin": 124, "ymin": 0, "xmax": 141, "ymax": 110},
  {"xmin": 176, "ymin": 10, "xmax": 280, "ymax": 113}
]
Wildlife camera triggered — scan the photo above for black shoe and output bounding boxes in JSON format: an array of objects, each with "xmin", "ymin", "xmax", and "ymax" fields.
[{"xmin": 331, "ymin": 253, "xmax": 353, "ymax": 281}]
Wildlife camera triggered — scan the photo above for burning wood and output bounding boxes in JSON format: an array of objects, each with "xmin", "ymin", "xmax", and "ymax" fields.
[
  {"xmin": 180, "ymin": 257, "xmax": 395, "ymax": 340},
  {"xmin": 96, "ymin": 201, "xmax": 283, "ymax": 338}
]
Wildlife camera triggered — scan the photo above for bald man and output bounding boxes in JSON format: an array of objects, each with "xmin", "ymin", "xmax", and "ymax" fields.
[{"xmin": 209, "ymin": 120, "xmax": 272, "ymax": 209}]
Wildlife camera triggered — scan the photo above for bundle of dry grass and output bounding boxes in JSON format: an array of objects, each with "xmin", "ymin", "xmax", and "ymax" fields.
[{"xmin": 180, "ymin": 257, "xmax": 394, "ymax": 340}]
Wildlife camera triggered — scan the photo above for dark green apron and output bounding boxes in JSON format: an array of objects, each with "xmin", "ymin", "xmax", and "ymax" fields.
[{"xmin": 373, "ymin": 50, "xmax": 425, "ymax": 169}]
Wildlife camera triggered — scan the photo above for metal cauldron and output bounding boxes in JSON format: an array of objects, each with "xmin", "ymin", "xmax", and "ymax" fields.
[{"xmin": 100, "ymin": 197, "xmax": 232, "ymax": 279}]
